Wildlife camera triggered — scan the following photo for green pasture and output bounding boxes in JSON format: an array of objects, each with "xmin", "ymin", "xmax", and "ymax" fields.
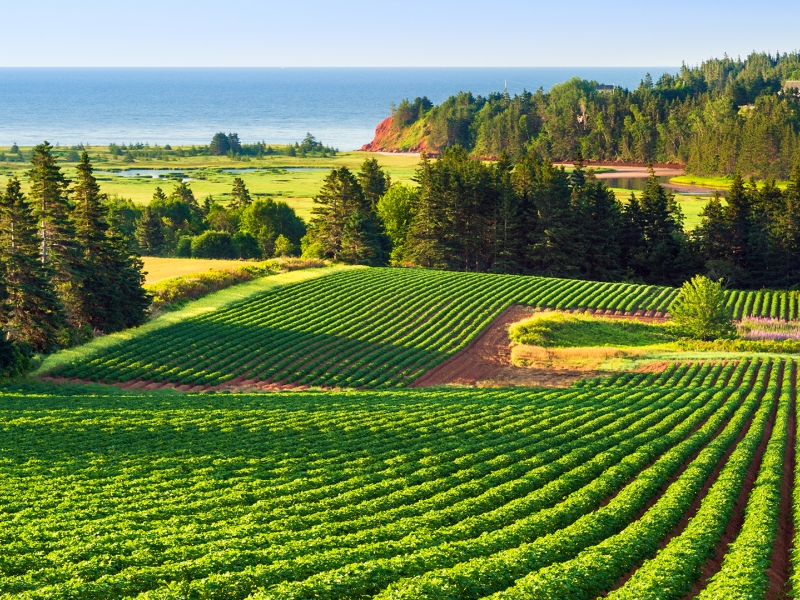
[
  {"xmin": 0, "ymin": 147, "xmax": 420, "ymax": 222},
  {"xmin": 670, "ymin": 174, "xmax": 790, "ymax": 190}
]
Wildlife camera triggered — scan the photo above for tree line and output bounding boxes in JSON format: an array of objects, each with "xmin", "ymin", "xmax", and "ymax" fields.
[
  {"xmin": 385, "ymin": 52, "xmax": 800, "ymax": 179},
  {"xmin": 305, "ymin": 148, "xmax": 800, "ymax": 292},
  {"xmin": 129, "ymin": 178, "xmax": 306, "ymax": 260},
  {"xmin": 0, "ymin": 143, "xmax": 150, "ymax": 375}
]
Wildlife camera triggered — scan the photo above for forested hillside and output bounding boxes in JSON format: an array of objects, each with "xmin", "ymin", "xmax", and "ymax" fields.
[{"xmin": 365, "ymin": 52, "xmax": 800, "ymax": 179}]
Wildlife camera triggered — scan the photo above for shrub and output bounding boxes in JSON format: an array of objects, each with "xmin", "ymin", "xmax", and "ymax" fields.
[
  {"xmin": 273, "ymin": 234, "xmax": 294, "ymax": 257},
  {"xmin": 670, "ymin": 275, "xmax": 736, "ymax": 341},
  {"xmin": 0, "ymin": 335, "xmax": 31, "ymax": 378},
  {"xmin": 175, "ymin": 236, "xmax": 193, "ymax": 258},
  {"xmin": 191, "ymin": 231, "xmax": 238, "ymax": 259},
  {"xmin": 232, "ymin": 232, "xmax": 262, "ymax": 259}
]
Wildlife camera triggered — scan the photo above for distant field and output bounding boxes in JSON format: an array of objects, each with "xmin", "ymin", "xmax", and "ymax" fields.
[
  {"xmin": 1, "ymin": 357, "xmax": 794, "ymax": 598},
  {"xmin": 0, "ymin": 148, "xmax": 420, "ymax": 222},
  {"xmin": 141, "ymin": 257, "xmax": 256, "ymax": 284},
  {"xmin": 44, "ymin": 267, "xmax": 800, "ymax": 388}
]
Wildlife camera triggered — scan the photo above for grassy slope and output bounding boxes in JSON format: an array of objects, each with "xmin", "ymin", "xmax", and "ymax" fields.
[
  {"xmin": 35, "ymin": 266, "xmax": 356, "ymax": 376},
  {"xmin": 508, "ymin": 311, "xmax": 800, "ymax": 373},
  {"xmin": 509, "ymin": 312, "xmax": 679, "ymax": 348}
]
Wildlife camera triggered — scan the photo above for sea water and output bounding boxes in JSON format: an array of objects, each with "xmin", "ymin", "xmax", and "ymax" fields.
[{"xmin": 0, "ymin": 67, "xmax": 675, "ymax": 150}]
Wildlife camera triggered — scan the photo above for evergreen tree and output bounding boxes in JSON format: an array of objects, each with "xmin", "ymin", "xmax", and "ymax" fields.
[
  {"xmin": 309, "ymin": 167, "xmax": 363, "ymax": 260},
  {"xmin": 491, "ymin": 152, "xmax": 523, "ymax": 274},
  {"xmin": 358, "ymin": 158, "xmax": 391, "ymax": 209},
  {"xmin": 693, "ymin": 192, "xmax": 729, "ymax": 262},
  {"xmin": 70, "ymin": 152, "xmax": 113, "ymax": 329},
  {"xmin": 779, "ymin": 164, "xmax": 800, "ymax": 284},
  {"xmin": 628, "ymin": 169, "xmax": 691, "ymax": 285},
  {"xmin": 524, "ymin": 160, "xmax": 580, "ymax": 277},
  {"xmin": 339, "ymin": 209, "xmax": 390, "ymax": 266},
  {"xmin": 577, "ymin": 172, "xmax": 625, "ymax": 281},
  {"xmin": 230, "ymin": 177, "xmax": 252, "ymax": 209},
  {"xmin": 28, "ymin": 141, "xmax": 83, "ymax": 325},
  {"xmin": 0, "ymin": 178, "xmax": 66, "ymax": 352},
  {"xmin": 721, "ymin": 174, "xmax": 751, "ymax": 268},
  {"xmin": 102, "ymin": 234, "xmax": 151, "ymax": 332},
  {"xmin": 72, "ymin": 153, "xmax": 150, "ymax": 332},
  {"xmin": 405, "ymin": 153, "xmax": 449, "ymax": 268},
  {"xmin": 134, "ymin": 207, "xmax": 165, "ymax": 255},
  {"xmin": 170, "ymin": 181, "xmax": 201, "ymax": 216}
]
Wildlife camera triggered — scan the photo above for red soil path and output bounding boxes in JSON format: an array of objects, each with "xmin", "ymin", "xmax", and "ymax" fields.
[{"xmin": 411, "ymin": 305, "xmax": 668, "ymax": 388}]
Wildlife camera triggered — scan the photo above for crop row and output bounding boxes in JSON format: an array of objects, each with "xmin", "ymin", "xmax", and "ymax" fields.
[
  {"xmin": 52, "ymin": 268, "xmax": 795, "ymax": 387},
  {"xmin": 495, "ymin": 358, "xmax": 781, "ymax": 600},
  {"xmin": 0, "ymin": 361, "xmax": 765, "ymax": 599}
]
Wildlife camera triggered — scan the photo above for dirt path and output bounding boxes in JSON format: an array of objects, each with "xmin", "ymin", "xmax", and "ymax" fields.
[{"xmin": 411, "ymin": 305, "xmax": 609, "ymax": 388}]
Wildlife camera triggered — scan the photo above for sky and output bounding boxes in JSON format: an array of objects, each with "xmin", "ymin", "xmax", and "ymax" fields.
[{"xmin": 1, "ymin": 0, "xmax": 798, "ymax": 67}]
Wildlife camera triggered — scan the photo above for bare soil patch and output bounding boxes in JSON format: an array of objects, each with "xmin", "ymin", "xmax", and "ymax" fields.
[{"xmin": 411, "ymin": 305, "xmax": 669, "ymax": 388}]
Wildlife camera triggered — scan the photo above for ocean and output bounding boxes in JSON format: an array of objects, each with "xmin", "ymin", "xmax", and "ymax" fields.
[{"xmin": 0, "ymin": 67, "xmax": 675, "ymax": 151}]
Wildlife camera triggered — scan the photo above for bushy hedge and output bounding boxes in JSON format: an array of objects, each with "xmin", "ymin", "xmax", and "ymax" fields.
[
  {"xmin": 191, "ymin": 232, "xmax": 238, "ymax": 259},
  {"xmin": 145, "ymin": 258, "xmax": 327, "ymax": 310}
]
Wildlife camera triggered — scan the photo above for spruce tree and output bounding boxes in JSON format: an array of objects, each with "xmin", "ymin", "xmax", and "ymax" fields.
[
  {"xmin": 28, "ymin": 141, "xmax": 83, "ymax": 324},
  {"xmin": 626, "ymin": 169, "xmax": 692, "ymax": 285},
  {"xmin": 723, "ymin": 174, "xmax": 751, "ymax": 269},
  {"xmin": 71, "ymin": 152, "xmax": 112, "ymax": 328},
  {"xmin": 779, "ymin": 164, "xmax": 800, "ymax": 285},
  {"xmin": 0, "ymin": 178, "xmax": 66, "ymax": 352},
  {"xmin": 103, "ymin": 233, "xmax": 151, "ymax": 332},
  {"xmin": 72, "ymin": 153, "xmax": 150, "ymax": 332},
  {"xmin": 230, "ymin": 177, "xmax": 252, "ymax": 209},
  {"xmin": 405, "ymin": 153, "xmax": 448, "ymax": 268},
  {"xmin": 134, "ymin": 206, "xmax": 165, "ymax": 255},
  {"xmin": 358, "ymin": 158, "xmax": 391, "ymax": 209},
  {"xmin": 309, "ymin": 167, "xmax": 362, "ymax": 260}
]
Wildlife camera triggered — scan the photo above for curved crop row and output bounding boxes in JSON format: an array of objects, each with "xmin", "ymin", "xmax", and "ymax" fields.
[{"xmin": 51, "ymin": 268, "xmax": 797, "ymax": 388}]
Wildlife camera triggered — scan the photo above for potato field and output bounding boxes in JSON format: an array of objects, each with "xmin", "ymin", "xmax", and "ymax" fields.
[
  {"xmin": 48, "ymin": 268, "xmax": 800, "ymax": 388},
  {"xmin": 0, "ymin": 358, "xmax": 795, "ymax": 599}
]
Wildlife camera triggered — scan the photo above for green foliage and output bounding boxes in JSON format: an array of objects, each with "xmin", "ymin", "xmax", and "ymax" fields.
[
  {"xmin": 190, "ymin": 231, "xmax": 238, "ymax": 259},
  {"xmin": 0, "ymin": 178, "xmax": 67, "ymax": 352},
  {"xmin": 380, "ymin": 51, "xmax": 800, "ymax": 179},
  {"xmin": 229, "ymin": 177, "xmax": 251, "ymax": 209},
  {"xmin": 671, "ymin": 275, "xmax": 736, "ymax": 340},
  {"xmin": 0, "ymin": 334, "xmax": 30, "ymax": 377},
  {"xmin": 239, "ymin": 197, "xmax": 306, "ymax": 257},
  {"xmin": 232, "ymin": 231, "xmax": 261, "ymax": 259},
  {"xmin": 308, "ymin": 161, "xmax": 389, "ymax": 265},
  {"xmin": 175, "ymin": 235, "xmax": 193, "ymax": 258},
  {"xmin": 2, "ymin": 359, "xmax": 789, "ymax": 598},
  {"xmin": 273, "ymin": 234, "xmax": 293, "ymax": 257},
  {"xmin": 377, "ymin": 183, "xmax": 418, "ymax": 264},
  {"xmin": 509, "ymin": 312, "xmax": 679, "ymax": 348}
]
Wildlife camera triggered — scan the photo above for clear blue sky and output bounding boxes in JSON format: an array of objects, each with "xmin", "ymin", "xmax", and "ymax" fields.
[{"xmin": 2, "ymin": 0, "xmax": 798, "ymax": 67}]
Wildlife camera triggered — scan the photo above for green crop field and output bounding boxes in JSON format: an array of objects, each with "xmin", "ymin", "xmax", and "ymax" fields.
[
  {"xmin": 0, "ymin": 357, "xmax": 794, "ymax": 599},
  {"xmin": 43, "ymin": 267, "xmax": 800, "ymax": 388}
]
